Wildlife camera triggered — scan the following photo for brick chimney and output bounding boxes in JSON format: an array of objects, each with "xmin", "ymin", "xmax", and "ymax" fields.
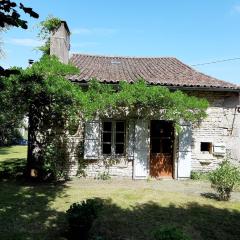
[{"xmin": 50, "ymin": 21, "xmax": 70, "ymax": 64}]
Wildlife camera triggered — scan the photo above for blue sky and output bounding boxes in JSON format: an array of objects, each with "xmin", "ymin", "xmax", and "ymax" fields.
[{"xmin": 1, "ymin": 0, "xmax": 240, "ymax": 84}]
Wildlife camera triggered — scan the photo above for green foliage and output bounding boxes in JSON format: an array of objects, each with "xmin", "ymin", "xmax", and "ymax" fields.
[
  {"xmin": 84, "ymin": 79, "xmax": 209, "ymax": 129},
  {"xmin": 43, "ymin": 135, "xmax": 70, "ymax": 181},
  {"xmin": 0, "ymin": 158, "xmax": 26, "ymax": 180},
  {"xmin": 190, "ymin": 171, "xmax": 210, "ymax": 181},
  {"xmin": 0, "ymin": 0, "xmax": 39, "ymax": 29},
  {"xmin": 66, "ymin": 198, "xmax": 104, "ymax": 239},
  {"xmin": 118, "ymin": 80, "xmax": 209, "ymax": 125},
  {"xmin": 96, "ymin": 171, "xmax": 111, "ymax": 180},
  {"xmin": 152, "ymin": 226, "xmax": 191, "ymax": 240},
  {"xmin": 210, "ymin": 160, "xmax": 240, "ymax": 201},
  {"xmin": 1, "ymin": 55, "xmax": 81, "ymax": 179},
  {"xmin": 0, "ymin": 68, "xmax": 26, "ymax": 145},
  {"xmin": 37, "ymin": 16, "xmax": 62, "ymax": 55}
]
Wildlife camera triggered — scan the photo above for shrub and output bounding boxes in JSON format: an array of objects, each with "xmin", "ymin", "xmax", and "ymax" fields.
[
  {"xmin": 152, "ymin": 226, "xmax": 191, "ymax": 240},
  {"xmin": 209, "ymin": 160, "xmax": 240, "ymax": 201},
  {"xmin": 66, "ymin": 198, "xmax": 104, "ymax": 240},
  {"xmin": 190, "ymin": 171, "xmax": 209, "ymax": 180},
  {"xmin": 96, "ymin": 171, "xmax": 111, "ymax": 180}
]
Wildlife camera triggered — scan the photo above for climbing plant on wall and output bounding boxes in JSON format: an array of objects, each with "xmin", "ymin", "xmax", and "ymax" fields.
[{"xmin": 84, "ymin": 79, "xmax": 209, "ymax": 128}]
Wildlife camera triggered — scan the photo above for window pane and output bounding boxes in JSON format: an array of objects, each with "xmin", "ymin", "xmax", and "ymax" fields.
[
  {"xmin": 116, "ymin": 133, "xmax": 124, "ymax": 143},
  {"xmin": 151, "ymin": 120, "xmax": 173, "ymax": 138},
  {"xmin": 103, "ymin": 122, "xmax": 112, "ymax": 132},
  {"xmin": 103, "ymin": 132, "xmax": 111, "ymax": 143},
  {"xmin": 151, "ymin": 139, "xmax": 160, "ymax": 153},
  {"xmin": 103, "ymin": 144, "xmax": 111, "ymax": 154},
  {"xmin": 116, "ymin": 122, "xmax": 125, "ymax": 132},
  {"xmin": 115, "ymin": 144, "xmax": 124, "ymax": 154},
  {"xmin": 162, "ymin": 139, "xmax": 173, "ymax": 153}
]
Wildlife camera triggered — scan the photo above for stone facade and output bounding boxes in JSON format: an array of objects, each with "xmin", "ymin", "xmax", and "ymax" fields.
[
  {"xmin": 190, "ymin": 91, "xmax": 240, "ymax": 172},
  {"xmin": 67, "ymin": 90, "xmax": 239, "ymax": 179}
]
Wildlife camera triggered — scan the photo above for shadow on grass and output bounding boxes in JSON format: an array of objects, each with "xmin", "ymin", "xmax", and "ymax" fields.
[
  {"xmin": 0, "ymin": 148, "xmax": 9, "ymax": 155},
  {"xmin": 0, "ymin": 154, "xmax": 71, "ymax": 239},
  {"xmin": 86, "ymin": 199, "xmax": 240, "ymax": 240},
  {"xmin": 200, "ymin": 192, "xmax": 220, "ymax": 200},
  {"xmin": 0, "ymin": 183, "xmax": 240, "ymax": 240},
  {"xmin": 0, "ymin": 180, "xmax": 69, "ymax": 240},
  {"xmin": 0, "ymin": 158, "xmax": 26, "ymax": 179}
]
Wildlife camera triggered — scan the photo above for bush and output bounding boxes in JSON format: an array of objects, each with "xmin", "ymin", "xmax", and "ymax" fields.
[
  {"xmin": 96, "ymin": 171, "xmax": 111, "ymax": 180},
  {"xmin": 190, "ymin": 171, "xmax": 209, "ymax": 180},
  {"xmin": 210, "ymin": 160, "xmax": 240, "ymax": 201},
  {"xmin": 152, "ymin": 226, "xmax": 191, "ymax": 240},
  {"xmin": 66, "ymin": 198, "xmax": 104, "ymax": 240}
]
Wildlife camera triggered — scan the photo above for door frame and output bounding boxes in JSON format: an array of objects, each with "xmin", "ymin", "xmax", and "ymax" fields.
[
  {"xmin": 132, "ymin": 119, "xmax": 177, "ymax": 179},
  {"xmin": 149, "ymin": 120, "xmax": 176, "ymax": 179}
]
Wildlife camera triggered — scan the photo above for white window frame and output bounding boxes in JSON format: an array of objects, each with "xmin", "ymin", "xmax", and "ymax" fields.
[{"xmin": 101, "ymin": 120, "xmax": 126, "ymax": 156}]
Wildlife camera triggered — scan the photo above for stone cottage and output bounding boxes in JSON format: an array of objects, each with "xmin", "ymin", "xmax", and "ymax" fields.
[{"xmin": 50, "ymin": 21, "xmax": 240, "ymax": 179}]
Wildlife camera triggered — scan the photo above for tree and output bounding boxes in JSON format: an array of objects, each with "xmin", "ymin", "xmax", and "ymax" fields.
[
  {"xmin": 0, "ymin": 0, "xmax": 39, "ymax": 76},
  {"xmin": 0, "ymin": 69, "xmax": 25, "ymax": 145}
]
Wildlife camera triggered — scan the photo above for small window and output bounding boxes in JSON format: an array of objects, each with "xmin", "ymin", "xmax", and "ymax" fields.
[
  {"xmin": 102, "ymin": 120, "xmax": 126, "ymax": 155},
  {"xmin": 201, "ymin": 142, "xmax": 212, "ymax": 153}
]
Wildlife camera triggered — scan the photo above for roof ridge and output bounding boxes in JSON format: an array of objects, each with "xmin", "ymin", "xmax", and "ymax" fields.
[{"xmin": 70, "ymin": 53, "xmax": 176, "ymax": 59}]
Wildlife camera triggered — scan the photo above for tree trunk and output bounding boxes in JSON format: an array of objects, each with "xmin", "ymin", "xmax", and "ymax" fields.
[{"xmin": 26, "ymin": 104, "xmax": 43, "ymax": 180}]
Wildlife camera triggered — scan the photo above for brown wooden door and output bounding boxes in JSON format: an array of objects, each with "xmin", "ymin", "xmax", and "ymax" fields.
[{"xmin": 150, "ymin": 120, "xmax": 174, "ymax": 178}]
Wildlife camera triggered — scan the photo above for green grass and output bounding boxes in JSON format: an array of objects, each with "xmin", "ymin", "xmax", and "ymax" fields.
[
  {"xmin": 0, "ymin": 146, "xmax": 240, "ymax": 239},
  {"xmin": 0, "ymin": 145, "xmax": 27, "ymax": 161},
  {"xmin": 0, "ymin": 145, "xmax": 27, "ymax": 179},
  {"xmin": 0, "ymin": 179, "xmax": 239, "ymax": 240}
]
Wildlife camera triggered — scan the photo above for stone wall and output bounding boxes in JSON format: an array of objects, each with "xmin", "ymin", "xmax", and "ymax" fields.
[
  {"xmin": 67, "ymin": 122, "xmax": 133, "ymax": 178},
  {"xmin": 188, "ymin": 91, "xmax": 240, "ymax": 172},
  {"xmin": 84, "ymin": 158, "xmax": 133, "ymax": 178}
]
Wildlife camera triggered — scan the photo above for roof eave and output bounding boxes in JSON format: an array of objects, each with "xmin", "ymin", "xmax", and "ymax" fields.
[{"xmin": 69, "ymin": 79, "xmax": 240, "ymax": 92}]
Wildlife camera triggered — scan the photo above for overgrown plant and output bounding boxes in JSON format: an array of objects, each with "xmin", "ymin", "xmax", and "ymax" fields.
[
  {"xmin": 210, "ymin": 160, "xmax": 240, "ymax": 201},
  {"xmin": 37, "ymin": 16, "xmax": 61, "ymax": 55},
  {"xmin": 96, "ymin": 171, "xmax": 111, "ymax": 180},
  {"xmin": 85, "ymin": 79, "xmax": 209, "ymax": 131},
  {"xmin": 190, "ymin": 171, "xmax": 210, "ymax": 181}
]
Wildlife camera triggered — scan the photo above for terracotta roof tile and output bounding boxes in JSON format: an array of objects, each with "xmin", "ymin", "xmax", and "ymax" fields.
[{"xmin": 69, "ymin": 54, "xmax": 239, "ymax": 90}]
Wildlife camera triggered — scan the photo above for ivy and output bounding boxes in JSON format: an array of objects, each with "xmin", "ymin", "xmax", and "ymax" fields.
[
  {"xmin": 84, "ymin": 79, "xmax": 209, "ymax": 130},
  {"xmin": 37, "ymin": 16, "xmax": 62, "ymax": 55}
]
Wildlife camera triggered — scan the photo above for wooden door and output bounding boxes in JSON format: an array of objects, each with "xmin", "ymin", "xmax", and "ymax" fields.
[{"xmin": 150, "ymin": 120, "xmax": 174, "ymax": 178}]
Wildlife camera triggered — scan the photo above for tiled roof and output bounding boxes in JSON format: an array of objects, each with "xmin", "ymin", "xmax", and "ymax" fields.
[{"xmin": 69, "ymin": 54, "xmax": 239, "ymax": 90}]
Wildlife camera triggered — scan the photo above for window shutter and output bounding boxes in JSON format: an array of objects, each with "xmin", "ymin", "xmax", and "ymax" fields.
[
  {"xmin": 133, "ymin": 120, "xmax": 149, "ymax": 179},
  {"xmin": 127, "ymin": 120, "xmax": 135, "ymax": 160},
  {"xmin": 178, "ymin": 122, "xmax": 192, "ymax": 178},
  {"xmin": 84, "ymin": 121, "xmax": 100, "ymax": 159}
]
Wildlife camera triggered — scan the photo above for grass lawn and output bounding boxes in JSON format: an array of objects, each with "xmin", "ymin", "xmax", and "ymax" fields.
[
  {"xmin": 0, "ymin": 145, "xmax": 27, "ymax": 161},
  {"xmin": 0, "ymin": 146, "xmax": 240, "ymax": 239},
  {"xmin": 0, "ymin": 145, "xmax": 27, "ymax": 179}
]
